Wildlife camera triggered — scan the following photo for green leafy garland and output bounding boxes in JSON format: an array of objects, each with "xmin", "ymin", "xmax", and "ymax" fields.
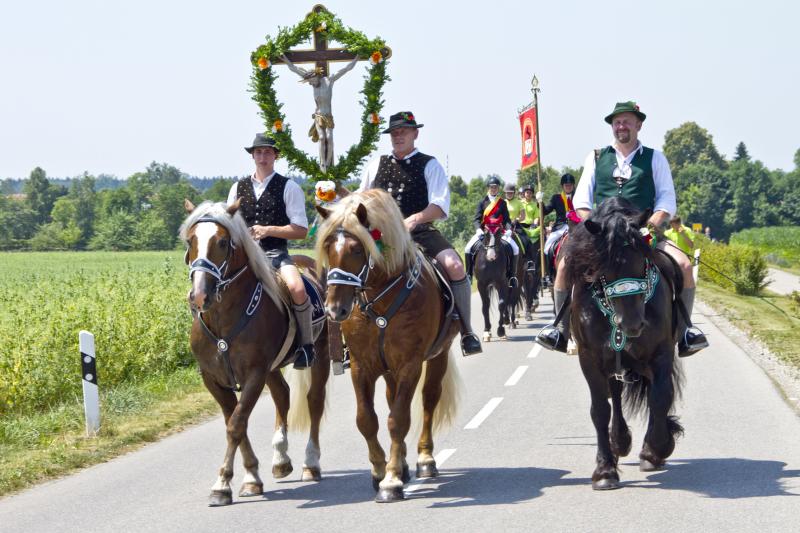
[{"xmin": 250, "ymin": 9, "xmax": 389, "ymax": 183}]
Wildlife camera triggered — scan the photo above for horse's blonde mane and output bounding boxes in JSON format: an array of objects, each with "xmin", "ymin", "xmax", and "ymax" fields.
[
  {"xmin": 315, "ymin": 189, "xmax": 431, "ymax": 276},
  {"xmin": 179, "ymin": 201, "xmax": 284, "ymax": 313}
]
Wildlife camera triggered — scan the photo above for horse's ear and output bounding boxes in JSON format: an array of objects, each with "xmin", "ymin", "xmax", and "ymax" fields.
[
  {"xmin": 585, "ymin": 219, "xmax": 602, "ymax": 235},
  {"xmin": 227, "ymin": 198, "xmax": 241, "ymax": 216},
  {"xmin": 184, "ymin": 198, "xmax": 196, "ymax": 213},
  {"xmin": 183, "ymin": 248, "xmax": 190, "ymax": 265},
  {"xmin": 356, "ymin": 203, "xmax": 369, "ymax": 228},
  {"xmin": 316, "ymin": 205, "xmax": 331, "ymax": 219},
  {"xmin": 636, "ymin": 208, "xmax": 652, "ymax": 229}
]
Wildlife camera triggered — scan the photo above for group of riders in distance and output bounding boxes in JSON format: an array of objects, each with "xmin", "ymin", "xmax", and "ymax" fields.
[{"xmin": 181, "ymin": 101, "xmax": 710, "ymax": 504}]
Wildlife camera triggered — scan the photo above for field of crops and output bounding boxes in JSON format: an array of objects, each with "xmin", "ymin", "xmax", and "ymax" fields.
[
  {"xmin": 0, "ymin": 251, "xmax": 193, "ymax": 416},
  {"xmin": 730, "ymin": 226, "xmax": 800, "ymax": 268}
]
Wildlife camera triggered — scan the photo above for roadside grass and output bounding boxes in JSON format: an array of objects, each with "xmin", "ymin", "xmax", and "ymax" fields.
[
  {"xmin": 698, "ymin": 283, "xmax": 800, "ymax": 370},
  {"xmin": 0, "ymin": 367, "xmax": 219, "ymax": 497}
]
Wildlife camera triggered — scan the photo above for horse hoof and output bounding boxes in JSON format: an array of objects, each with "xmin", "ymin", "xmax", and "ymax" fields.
[
  {"xmin": 401, "ymin": 464, "xmax": 411, "ymax": 484},
  {"xmin": 482, "ymin": 332, "xmax": 491, "ymax": 342},
  {"xmin": 524, "ymin": 313, "xmax": 532, "ymax": 321},
  {"xmin": 302, "ymin": 467, "xmax": 322, "ymax": 482},
  {"xmin": 416, "ymin": 462, "xmax": 439, "ymax": 478},
  {"xmin": 239, "ymin": 482, "xmax": 263, "ymax": 497},
  {"xmin": 510, "ymin": 322, "xmax": 517, "ymax": 329},
  {"xmin": 640, "ymin": 459, "xmax": 663, "ymax": 472},
  {"xmin": 272, "ymin": 461, "xmax": 293, "ymax": 479},
  {"xmin": 592, "ymin": 477, "xmax": 621, "ymax": 491},
  {"xmin": 497, "ymin": 328, "xmax": 506, "ymax": 339},
  {"xmin": 208, "ymin": 489, "xmax": 233, "ymax": 506},
  {"xmin": 375, "ymin": 486, "xmax": 405, "ymax": 503}
]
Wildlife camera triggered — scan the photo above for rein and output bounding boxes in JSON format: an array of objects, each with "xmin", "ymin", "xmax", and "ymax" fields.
[{"xmin": 326, "ymin": 228, "xmax": 422, "ymax": 373}]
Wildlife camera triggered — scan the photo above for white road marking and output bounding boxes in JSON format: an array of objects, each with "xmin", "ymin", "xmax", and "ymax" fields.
[
  {"xmin": 404, "ymin": 449, "xmax": 457, "ymax": 494},
  {"xmin": 505, "ymin": 365, "xmax": 529, "ymax": 386},
  {"xmin": 434, "ymin": 448, "xmax": 456, "ymax": 466},
  {"xmin": 464, "ymin": 397, "xmax": 503, "ymax": 429},
  {"xmin": 527, "ymin": 345, "xmax": 542, "ymax": 359}
]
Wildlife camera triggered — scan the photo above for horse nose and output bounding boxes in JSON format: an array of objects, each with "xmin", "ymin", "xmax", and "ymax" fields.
[
  {"xmin": 326, "ymin": 304, "xmax": 350, "ymax": 322},
  {"xmin": 624, "ymin": 320, "xmax": 646, "ymax": 338},
  {"xmin": 190, "ymin": 289, "xmax": 207, "ymax": 311}
]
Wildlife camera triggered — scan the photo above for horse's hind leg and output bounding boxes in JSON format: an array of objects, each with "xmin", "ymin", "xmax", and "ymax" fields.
[
  {"xmin": 265, "ymin": 370, "xmax": 293, "ymax": 479},
  {"xmin": 640, "ymin": 354, "xmax": 683, "ymax": 471},
  {"xmin": 416, "ymin": 354, "xmax": 448, "ymax": 479},
  {"xmin": 609, "ymin": 379, "xmax": 632, "ymax": 459},
  {"xmin": 303, "ymin": 339, "xmax": 331, "ymax": 482}
]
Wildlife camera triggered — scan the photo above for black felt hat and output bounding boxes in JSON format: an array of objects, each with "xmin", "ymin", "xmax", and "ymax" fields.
[
  {"xmin": 244, "ymin": 133, "xmax": 279, "ymax": 154},
  {"xmin": 382, "ymin": 111, "xmax": 424, "ymax": 134}
]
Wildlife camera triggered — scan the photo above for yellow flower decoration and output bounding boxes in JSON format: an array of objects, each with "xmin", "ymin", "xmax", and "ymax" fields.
[
  {"xmin": 272, "ymin": 119, "xmax": 283, "ymax": 133},
  {"xmin": 257, "ymin": 57, "xmax": 270, "ymax": 70},
  {"xmin": 315, "ymin": 21, "xmax": 327, "ymax": 32},
  {"xmin": 369, "ymin": 113, "xmax": 380, "ymax": 125},
  {"xmin": 369, "ymin": 51, "xmax": 383, "ymax": 65}
]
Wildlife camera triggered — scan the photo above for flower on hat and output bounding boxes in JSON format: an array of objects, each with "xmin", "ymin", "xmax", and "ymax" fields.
[
  {"xmin": 634, "ymin": 103, "xmax": 640, "ymax": 111},
  {"xmin": 272, "ymin": 119, "xmax": 283, "ymax": 133},
  {"xmin": 369, "ymin": 112, "xmax": 380, "ymax": 125},
  {"xmin": 403, "ymin": 113, "xmax": 414, "ymax": 121},
  {"xmin": 257, "ymin": 57, "xmax": 270, "ymax": 70},
  {"xmin": 369, "ymin": 51, "xmax": 383, "ymax": 65}
]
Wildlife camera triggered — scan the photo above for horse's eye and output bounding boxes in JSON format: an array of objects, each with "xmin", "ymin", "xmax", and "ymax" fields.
[{"xmin": 218, "ymin": 238, "xmax": 229, "ymax": 248}]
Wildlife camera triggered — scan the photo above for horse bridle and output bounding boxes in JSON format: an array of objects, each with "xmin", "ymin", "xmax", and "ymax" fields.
[
  {"xmin": 187, "ymin": 216, "xmax": 249, "ymax": 302},
  {"xmin": 325, "ymin": 227, "xmax": 422, "ymax": 372}
]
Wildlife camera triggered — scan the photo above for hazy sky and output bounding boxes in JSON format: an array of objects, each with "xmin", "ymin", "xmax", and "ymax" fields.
[{"xmin": 2, "ymin": 0, "xmax": 798, "ymax": 182}]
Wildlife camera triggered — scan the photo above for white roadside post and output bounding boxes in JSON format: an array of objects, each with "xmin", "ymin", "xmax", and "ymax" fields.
[
  {"xmin": 79, "ymin": 330, "xmax": 101, "ymax": 436},
  {"xmin": 693, "ymin": 249, "xmax": 701, "ymax": 284}
]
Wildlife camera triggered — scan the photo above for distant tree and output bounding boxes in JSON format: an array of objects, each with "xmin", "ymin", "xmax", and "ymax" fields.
[
  {"xmin": 449, "ymin": 175, "xmax": 467, "ymax": 198},
  {"xmin": 734, "ymin": 142, "xmax": 750, "ymax": 162},
  {"xmin": 150, "ymin": 180, "xmax": 199, "ymax": 244},
  {"xmin": 0, "ymin": 197, "xmax": 37, "ymax": 249},
  {"xmin": 663, "ymin": 122, "xmax": 726, "ymax": 180},
  {"xmin": 23, "ymin": 167, "xmax": 66, "ymax": 224},
  {"xmin": 133, "ymin": 210, "xmax": 174, "ymax": 250},
  {"xmin": 794, "ymin": 148, "xmax": 800, "ymax": 170},
  {"xmin": 89, "ymin": 211, "xmax": 137, "ymax": 251},
  {"xmin": 202, "ymin": 178, "xmax": 235, "ymax": 202}
]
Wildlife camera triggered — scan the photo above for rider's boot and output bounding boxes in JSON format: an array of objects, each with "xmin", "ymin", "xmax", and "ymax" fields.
[
  {"xmin": 451, "ymin": 276, "xmax": 482, "ymax": 356},
  {"xmin": 508, "ymin": 253, "xmax": 519, "ymax": 288},
  {"xmin": 535, "ymin": 288, "xmax": 570, "ymax": 353},
  {"xmin": 677, "ymin": 287, "xmax": 708, "ymax": 357},
  {"xmin": 292, "ymin": 297, "xmax": 316, "ymax": 369}
]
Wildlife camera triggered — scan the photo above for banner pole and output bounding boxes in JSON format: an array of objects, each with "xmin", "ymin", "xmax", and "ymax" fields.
[{"xmin": 531, "ymin": 76, "xmax": 546, "ymax": 291}]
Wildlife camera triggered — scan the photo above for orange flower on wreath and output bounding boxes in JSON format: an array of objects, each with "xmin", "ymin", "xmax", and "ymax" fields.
[
  {"xmin": 369, "ymin": 51, "xmax": 383, "ymax": 65},
  {"xmin": 369, "ymin": 113, "xmax": 380, "ymax": 125},
  {"xmin": 257, "ymin": 57, "xmax": 270, "ymax": 70},
  {"xmin": 271, "ymin": 119, "xmax": 283, "ymax": 133}
]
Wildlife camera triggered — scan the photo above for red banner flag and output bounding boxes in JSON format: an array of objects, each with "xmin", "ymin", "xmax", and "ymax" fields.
[{"xmin": 519, "ymin": 107, "xmax": 538, "ymax": 169}]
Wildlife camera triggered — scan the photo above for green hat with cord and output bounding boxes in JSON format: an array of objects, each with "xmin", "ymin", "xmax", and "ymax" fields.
[{"xmin": 604, "ymin": 101, "xmax": 646, "ymax": 124}]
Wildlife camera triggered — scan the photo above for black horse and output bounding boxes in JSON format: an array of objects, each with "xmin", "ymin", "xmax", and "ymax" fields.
[
  {"xmin": 474, "ymin": 225, "xmax": 509, "ymax": 341},
  {"xmin": 514, "ymin": 224, "xmax": 542, "ymax": 321},
  {"xmin": 563, "ymin": 196, "xmax": 684, "ymax": 490}
]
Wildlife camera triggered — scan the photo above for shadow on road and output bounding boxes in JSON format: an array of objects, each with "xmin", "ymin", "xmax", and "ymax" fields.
[{"xmin": 620, "ymin": 457, "xmax": 800, "ymax": 498}]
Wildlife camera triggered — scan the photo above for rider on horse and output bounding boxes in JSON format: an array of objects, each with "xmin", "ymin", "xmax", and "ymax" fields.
[
  {"xmin": 535, "ymin": 101, "xmax": 708, "ymax": 357},
  {"xmin": 351, "ymin": 111, "xmax": 483, "ymax": 356},
  {"xmin": 541, "ymin": 173, "xmax": 580, "ymax": 282},
  {"xmin": 227, "ymin": 133, "xmax": 316, "ymax": 368},
  {"xmin": 464, "ymin": 176, "xmax": 520, "ymax": 288}
]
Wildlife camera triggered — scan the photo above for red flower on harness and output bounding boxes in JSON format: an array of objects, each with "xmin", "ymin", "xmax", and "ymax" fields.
[{"xmin": 369, "ymin": 228, "xmax": 382, "ymax": 241}]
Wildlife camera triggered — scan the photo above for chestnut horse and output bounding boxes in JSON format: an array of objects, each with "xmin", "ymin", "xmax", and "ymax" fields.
[
  {"xmin": 181, "ymin": 200, "xmax": 330, "ymax": 506},
  {"xmin": 315, "ymin": 189, "xmax": 462, "ymax": 503},
  {"xmin": 563, "ymin": 196, "xmax": 684, "ymax": 490}
]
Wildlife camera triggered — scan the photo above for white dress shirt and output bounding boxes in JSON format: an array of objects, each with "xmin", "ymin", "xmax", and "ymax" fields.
[
  {"xmin": 227, "ymin": 172, "xmax": 309, "ymax": 228},
  {"xmin": 358, "ymin": 148, "xmax": 451, "ymax": 219},
  {"xmin": 573, "ymin": 141, "xmax": 677, "ymax": 216}
]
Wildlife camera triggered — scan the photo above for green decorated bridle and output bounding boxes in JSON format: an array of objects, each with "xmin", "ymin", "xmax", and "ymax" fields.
[{"xmin": 592, "ymin": 259, "xmax": 660, "ymax": 352}]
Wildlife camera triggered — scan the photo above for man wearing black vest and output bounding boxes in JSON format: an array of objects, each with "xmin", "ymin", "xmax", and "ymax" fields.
[
  {"xmin": 357, "ymin": 111, "xmax": 482, "ymax": 356},
  {"xmin": 227, "ymin": 133, "xmax": 316, "ymax": 368},
  {"xmin": 535, "ymin": 101, "xmax": 708, "ymax": 357}
]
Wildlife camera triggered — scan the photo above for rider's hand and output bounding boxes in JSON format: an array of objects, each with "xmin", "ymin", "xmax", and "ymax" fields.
[
  {"xmin": 404, "ymin": 214, "xmax": 420, "ymax": 232},
  {"xmin": 535, "ymin": 191, "xmax": 544, "ymax": 202},
  {"xmin": 250, "ymin": 225, "xmax": 269, "ymax": 240}
]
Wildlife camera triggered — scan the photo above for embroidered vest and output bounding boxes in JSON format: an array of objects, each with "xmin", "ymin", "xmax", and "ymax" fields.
[
  {"xmin": 236, "ymin": 174, "xmax": 290, "ymax": 251},
  {"xmin": 372, "ymin": 152, "xmax": 433, "ymax": 218},
  {"xmin": 594, "ymin": 146, "xmax": 656, "ymax": 211}
]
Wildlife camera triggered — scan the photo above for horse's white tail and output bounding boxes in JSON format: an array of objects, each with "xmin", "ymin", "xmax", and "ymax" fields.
[
  {"xmin": 285, "ymin": 367, "xmax": 331, "ymax": 433},
  {"xmin": 410, "ymin": 350, "xmax": 463, "ymax": 438}
]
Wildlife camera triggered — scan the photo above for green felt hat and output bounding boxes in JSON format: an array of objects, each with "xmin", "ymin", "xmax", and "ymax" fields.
[{"xmin": 604, "ymin": 101, "xmax": 646, "ymax": 124}]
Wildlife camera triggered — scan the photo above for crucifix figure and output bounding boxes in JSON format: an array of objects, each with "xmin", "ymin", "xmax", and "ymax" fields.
[{"xmin": 281, "ymin": 54, "xmax": 358, "ymax": 171}]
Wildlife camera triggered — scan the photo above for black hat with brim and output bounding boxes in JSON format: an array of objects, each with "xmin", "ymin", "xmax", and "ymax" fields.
[
  {"xmin": 382, "ymin": 111, "xmax": 424, "ymax": 134},
  {"xmin": 486, "ymin": 177, "xmax": 502, "ymax": 187},
  {"xmin": 604, "ymin": 101, "xmax": 646, "ymax": 124},
  {"xmin": 245, "ymin": 133, "xmax": 279, "ymax": 154}
]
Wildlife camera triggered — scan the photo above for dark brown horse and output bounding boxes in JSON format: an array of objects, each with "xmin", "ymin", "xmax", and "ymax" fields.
[
  {"xmin": 563, "ymin": 196, "xmax": 683, "ymax": 490},
  {"xmin": 474, "ymin": 225, "xmax": 510, "ymax": 341},
  {"xmin": 181, "ymin": 200, "xmax": 330, "ymax": 506},
  {"xmin": 315, "ymin": 189, "xmax": 462, "ymax": 503}
]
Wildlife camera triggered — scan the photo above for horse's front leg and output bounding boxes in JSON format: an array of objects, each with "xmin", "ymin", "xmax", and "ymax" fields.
[
  {"xmin": 609, "ymin": 378, "xmax": 632, "ymax": 458},
  {"xmin": 417, "ymin": 354, "xmax": 448, "ymax": 479},
  {"xmin": 640, "ymin": 350, "xmax": 683, "ymax": 471},
  {"xmin": 496, "ymin": 286, "xmax": 508, "ymax": 338},
  {"xmin": 265, "ymin": 370, "xmax": 293, "ymax": 479},
  {"xmin": 479, "ymin": 282, "xmax": 492, "ymax": 341},
  {"xmin": 378, "ymin": 370, "xmax": 420, "ymax": 502},
  {"xmin": 351, "ymin": 364, "xmax": 386, "ymax": 493},
  {"xmin": 578, "ymin": 356, "xmax": 619, "ymax": 490}
]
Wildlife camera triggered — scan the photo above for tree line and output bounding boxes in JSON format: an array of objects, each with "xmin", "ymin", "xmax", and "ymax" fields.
[{"xmin": 2, "ymin": 121, "xmax": 799, "ymax": 251}]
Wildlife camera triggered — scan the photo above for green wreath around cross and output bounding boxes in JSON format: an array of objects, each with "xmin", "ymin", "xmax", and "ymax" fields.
[{"xmin": 250, "ymin": 10, "xmax": 389, "ymax": 183}]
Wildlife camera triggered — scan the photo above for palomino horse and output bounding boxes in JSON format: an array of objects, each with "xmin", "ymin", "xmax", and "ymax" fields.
[
  {"xmin": 315, "ymin": 189, "xmax": 462, "ymax": 503},
  {"xmin": 563, "ymin": 196, "xmax": 683, "ymax": 490},
  {"xmin": 181, "ymin": 200, "xmax": 330, "ymax": 506},
  {"xmin": 474, "ymin": 225, "xmax": 510, "ymax": 341}
]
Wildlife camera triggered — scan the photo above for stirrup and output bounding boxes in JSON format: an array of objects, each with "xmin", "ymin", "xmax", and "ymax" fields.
[
  {"xmin": 535, "ymin": 326, "xmax": 567, "ymax": 353},
  {"xmin": 293, "ymin": 344, "xmax": 316, "ymax": 369},
  {"xmin": 678, "ymin": 327, "xmax": 708, "ymax": 357},
  {"xmin": 508, "ymin": 276, "xmax": 519, "ymax": 288},
  {"xmin": 461, "ymin": 332, "xmax": 483, "ymax": 356},
  {"xmin": 613, "ymin": 369, "xmax": 641, "ymax": 383}
]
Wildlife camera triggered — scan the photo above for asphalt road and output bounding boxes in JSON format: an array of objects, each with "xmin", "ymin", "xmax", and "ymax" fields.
[
  {"xmin": 2, "ymin": 293, "xmax": 799, "ymax": 533},
  {"xmin": 766, "ymin": 267, "xmax": 799, "ymax": 296}
]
